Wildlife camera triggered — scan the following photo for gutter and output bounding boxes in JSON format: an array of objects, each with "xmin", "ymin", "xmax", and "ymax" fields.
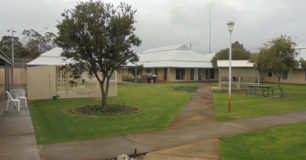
[{"xmin": 0, "ymin": 50, "xmax": 12, "ymax": 65}]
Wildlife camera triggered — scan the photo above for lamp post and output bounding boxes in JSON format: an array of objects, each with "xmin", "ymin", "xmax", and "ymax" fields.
[
  {"xmin": 7, "ymin": 29, "xmax": 16, "ymax": 86},
  {"xmin": 226, "ymin": 21, "xmax": 234, "ymax": 113}
]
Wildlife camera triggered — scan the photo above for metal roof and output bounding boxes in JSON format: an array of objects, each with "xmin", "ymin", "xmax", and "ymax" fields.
[
  {"xmin": 217, "ymin": 60, "xmax": 254, "ymax": 68},
  {"xmin": 136, "ymin": 44, "xmax": 213, "ymax": 68},
  {"xmin": 27, "ymin": 44, "xmax": 215, "ymax": 68},
  {"xmin": 27, "ymin": 47, "xmax": 69, "ymax": 66},
  {"xmin": 296, "ymin": 48, "xmax": 306, "ymax": 60},
  {"xmin": 142, "ymin": 44, "xmax": 190, "ymax": 54}
]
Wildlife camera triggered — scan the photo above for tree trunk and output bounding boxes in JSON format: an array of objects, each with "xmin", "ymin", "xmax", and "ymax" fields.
[
  {"xmin": 277, "ymin": 76, "xmax": 284, "ymax": 98},
  {"xmin": 94, "ymin": 71, "xmax": 114, "ymax": 111},
  {"xmin": 99, "ymin": 81, "xmax": 107, "ymax": 111},
  {"xmin": 93, "ymin": 71, "xmax": 107, "ymax": 111}
]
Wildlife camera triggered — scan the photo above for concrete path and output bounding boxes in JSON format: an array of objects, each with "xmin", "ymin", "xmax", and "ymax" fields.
[
  {"xmin": 147, "ymin": 83, "xmax": 219, "ymax": 160},
  {"xmin": 168, "ymin": 83, "xmax": 215, "ymax": 129},
  {"xmin": 40, "ymin": 110, "xmax": 306, "ymax": 160},
  {"xmin": 143, "ymin": 139, "xmax": 220, "ymax": 160},
  {"xmin": 0, "ymin": 99, "xmax": 40, "ymax": 160}
]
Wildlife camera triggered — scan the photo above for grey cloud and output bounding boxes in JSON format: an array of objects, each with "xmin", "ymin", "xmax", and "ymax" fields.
[{"xmin": 1, "ymin": 0, "xmax": 306, "ymax": 54}]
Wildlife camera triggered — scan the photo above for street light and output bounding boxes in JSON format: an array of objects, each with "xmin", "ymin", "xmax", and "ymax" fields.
[
  {"xmin": 7, "ymin": 29, "xmax": 16, "ymax": 86},
  {"xmin": 226, "ymin": 21, "xmax": 234, "ymax": 113}
]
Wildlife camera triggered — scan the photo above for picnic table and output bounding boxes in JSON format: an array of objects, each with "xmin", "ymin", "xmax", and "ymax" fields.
[{"xmin": 245, "ymin": 84, "xmax": 274, "ymax": 97}]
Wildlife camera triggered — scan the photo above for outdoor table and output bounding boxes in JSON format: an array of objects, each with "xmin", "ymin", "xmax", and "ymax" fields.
[{"xmin": 247, "ymin": 85, "xmax": 272, "ymax": 97}]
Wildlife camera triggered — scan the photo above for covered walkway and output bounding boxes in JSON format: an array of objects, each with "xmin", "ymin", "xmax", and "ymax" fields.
[{"xmin": 0, "ymin": 99, "xmax": 40, "ymax": 160}]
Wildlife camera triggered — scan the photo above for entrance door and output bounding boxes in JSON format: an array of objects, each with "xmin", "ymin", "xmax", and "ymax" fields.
[{"xmin": 206, "ymin": 69, "xmax": 214, "ymax": 80}]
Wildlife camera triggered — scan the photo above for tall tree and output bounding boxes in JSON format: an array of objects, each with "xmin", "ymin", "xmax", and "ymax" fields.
[
  {"xmin": 251, "ymin": 35, "xmax": 298, "ymax": 98},
  {"xmin": 211, "ymin": 41, "xmax": 251, "ymax": 67},
  {"xmin": 300, "ymin": 58, "xmax": 306, "ymax": 69},
  {"xmin": 0, "ymin": 36, "xmax": 37, "ymax": 59},
  {"xmin": 55, "ymin": 1, "xmax": 141, "ymax": 109},
  {"xmin": 22, "ymin": 29, "xmax": 56, "ymax": 54},
  {"xmin": 232, "ymin": 41, "xmax": 244, "ymax": 49}
]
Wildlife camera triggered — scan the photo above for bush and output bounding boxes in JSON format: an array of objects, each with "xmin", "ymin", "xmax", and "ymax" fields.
[
  {"xmin": 122, "ymin": 76, "xmax": 142, "ymax": 83},
  {"xmin": 117, "ymin": 154, "xmax": 135, "ymax": 160}
]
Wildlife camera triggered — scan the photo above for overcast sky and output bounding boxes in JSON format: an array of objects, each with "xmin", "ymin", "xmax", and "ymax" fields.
[{"xmin": 1, "ymin": 0, "xmax": 306, "ymax": 53}]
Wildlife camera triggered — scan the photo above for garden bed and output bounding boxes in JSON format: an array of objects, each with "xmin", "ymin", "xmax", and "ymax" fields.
[
  {"xmin": 174, "ymin": 86, "xmax": 199, "ymax": 92},
  {"xmin": 72, "ymin": 104, "xmax": 140, "ymax": 116}
]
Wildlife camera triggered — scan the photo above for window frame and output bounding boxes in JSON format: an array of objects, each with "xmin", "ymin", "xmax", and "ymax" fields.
[
  {"xmin": 190, "ymin": 68, "xmax": 194, "ymax": 81},
  {"xmin": 198, "ymin": 69, "xmax": 203, "ymax": 80},
  {"xmin": 176, "ymin": 68, "xmax": 186, "ymax": 80}
]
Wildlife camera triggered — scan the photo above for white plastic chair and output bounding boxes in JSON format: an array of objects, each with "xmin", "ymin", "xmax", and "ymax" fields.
[
  {"xmin": 5, "ymin": 91, "xmax": 20, "ymax": 112},
  {"xmin": 12, "ymin": 89, "xmax": 28, "ymax": 109}
]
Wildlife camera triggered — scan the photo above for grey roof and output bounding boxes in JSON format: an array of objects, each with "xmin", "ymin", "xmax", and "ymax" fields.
[
  {"xmin": 132, "ymin": 44, "xmax": 213, "ymax": 68},
  {"xmin": 27, "ymin": 48, "xmax": 70, "ymax": 66}
]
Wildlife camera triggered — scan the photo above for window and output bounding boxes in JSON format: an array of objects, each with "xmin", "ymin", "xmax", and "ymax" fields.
[
  {"xmin": 176, "ymin": 68, "xmax": 185, "ymax": 80},
  {"xmin": 164, "ymin": 68, "xmax": 167, "ymax": 80},
  {"xmin": 268, "ymin": 71, "xmax": 272, "ymax": 77},
  {"xmin": 146, "ymin": 68, "xmax": 151, "ymax": 74},
  {"xmin": 190, "ymin": 68, "xmax": 194, "ymax": 80},
  {"xmin": 154, "ymin": 68, "xmax": 158, "ymax": 75},
  {"xmin": 282, "ymin": 71, "xmax": 288, "ymax": 80},
  {"xmin": 198, "ymin": 69, "xmax": 203, "ymax": 80}
]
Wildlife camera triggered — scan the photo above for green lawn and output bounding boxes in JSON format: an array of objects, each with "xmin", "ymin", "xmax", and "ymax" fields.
[
  {"xmin": 220, "ymin": 122, "xmax": 306, "ymax": 160},
  {"xmin": 216, "ymin": 82, "xmax": 306, "ymax": 159},
  {"xmin": 29, "ymin": 82, "xmax": 200, "ymax": 144},
  {"xmin": 213, "ymin": 82, "xmax": 306, "ymax": 121}
]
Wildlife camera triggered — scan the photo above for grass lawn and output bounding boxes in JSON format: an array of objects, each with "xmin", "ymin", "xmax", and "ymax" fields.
[
  {"xmin": 29, "ymin": 82, "xmax": 201, "ymax": 144},
  {"xmin": 220, "ymin": 122, "xmax": 306, "ymax": 160},
  {"xmin": 213, "ymin": 82, "xmax": 306, "ymax": 121},
  {"xmin": 212, "ymin": 82, "xmax": 306, "ymax": 159}
]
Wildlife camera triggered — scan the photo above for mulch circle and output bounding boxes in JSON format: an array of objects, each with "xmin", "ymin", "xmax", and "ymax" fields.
[{"xmin": 72, "ymin": 104, "xmax": 140, "ymax": 116}]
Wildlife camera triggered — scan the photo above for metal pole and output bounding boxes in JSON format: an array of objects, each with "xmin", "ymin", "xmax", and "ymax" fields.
[
  {"xmin": 228, "ymin": 31, "xmax": 232, "ymax": 113},
  {"xmin": 7, "ymin": 29, "xmax": 15, "ymax": 86},
  {"xmin": 11, "ymin": 31, "xmax": 14, "ymax": 69},
  {"xmin": 135, "ymin": 66, "xmax": 137, "ymax": 83},
  {"xmin": 208, "ymin": 0, "xmax": 213, "ymax": 53},
  {"xmin": 209, "ymin": 6, "xmax": 211, "ymax": 53}
]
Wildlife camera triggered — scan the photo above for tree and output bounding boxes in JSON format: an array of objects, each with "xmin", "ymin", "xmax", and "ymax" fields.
[
  {"xmin": 232, "ymin": 41, "xmax": 244, "ymax": 49},
  {"xmin": 55, "ymin": 1, "xmax": 141, "ymax": 109},
  {"xmin": 251, "ymin": 35, "xmax": 298, "ymax": 98},
  {"xmin": 300, "ymin": 58, "xmax": 306, "ymax": 69},
  {"xmin": 22, "ymin": 29, "xmax": 56, "ymax": 54},
  {"xmin": 211, "ymin": 41, "xmax": 251, "ymax": 67},
  {"xmin": 0, "ymin": 36, "xmax": 38, "ymax": 59}
]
